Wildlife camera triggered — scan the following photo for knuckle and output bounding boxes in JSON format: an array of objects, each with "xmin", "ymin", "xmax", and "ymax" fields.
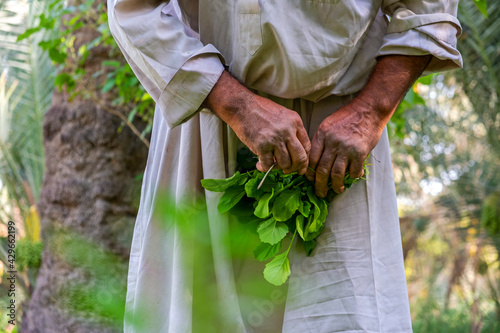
[
  {"xmin": 324, "ymin": 136, "xmax": 338, "ymax": 148},
  {"xmin": 259, "ymin": 158, "xmax": 271, "ymax": 167},
  {"xmin": 318, "ymin": 121, "xmax": 328, "ymax": 131},
  {"xmin": 350, "ymin": 147, "xmax": 364, "ymax": 159},
  {"xmin": 281, "ymin": 160, "xmax": 292, "ymax": 170},
  {"xmin": 316, "ymin": 165, "xmax": 330, "ymax": 176},
  {"xmin": 352, "ymin": 172, "xmax": 363, "ymax": 179},
  {"xmin": 298, "ymin": 156, "xmax": 308, "ymax": 167},
  {"xmin": 303, "ymin": 141, "xmax": 312, "ymax": 154},
  {"xmin": 317, "ymin": 128, "xmax": 328, "ymax": 139},
  {"xmin": 256, "ymin": 141, "xmax": 272, "ymax": 153},
  {"xmin": 330, "ymin": 169, "xmax": 345, "ymax": 179},
  {"xmin": 291, "ymin": 112, "xmax": 302, "ymax": 123}
]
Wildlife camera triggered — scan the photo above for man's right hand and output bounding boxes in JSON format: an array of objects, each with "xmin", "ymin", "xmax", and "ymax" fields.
[{"xmin": 204, "ymin": 71, "xmax": 311, "ymax": 175}]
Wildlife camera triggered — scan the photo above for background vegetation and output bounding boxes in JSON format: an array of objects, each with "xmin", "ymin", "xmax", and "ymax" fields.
[{"xmin": 0, "ymin": 0, "xmax": 498, "ymax": 332}]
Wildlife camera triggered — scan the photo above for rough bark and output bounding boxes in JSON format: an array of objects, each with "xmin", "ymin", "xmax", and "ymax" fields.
[
  {"xmin": 21, "ymin": 91, "xmax": 148, "ymax": 332},
  {"xmin": 21, "ymin": 3, "xmax": 149, "ymax": 331}
]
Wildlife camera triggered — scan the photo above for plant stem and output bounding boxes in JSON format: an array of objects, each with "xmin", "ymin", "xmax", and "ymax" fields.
[{"xmin": 285, "ymin": 229, "xmax": 297, "ymax": 255}]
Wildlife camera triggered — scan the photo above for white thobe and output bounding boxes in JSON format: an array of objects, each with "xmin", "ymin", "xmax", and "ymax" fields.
[{"xmin": 107, "ymin": 0, "xmax": 462, "ymax": 332}]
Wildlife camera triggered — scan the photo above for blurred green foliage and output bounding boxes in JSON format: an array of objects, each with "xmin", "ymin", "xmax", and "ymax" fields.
[
  {"xmin": 17, "ymin": 0, "xmax": 155, "ymax": 142},
  {"xmin": 482, "ymin": 193, "xmax": 500, "ymax": 236},
  {"xmin": 45, "ymin": 227, "xmax": 128, "ymax": 326},
  {"xmin": 15, "ymin": 239, "xmax": 42, "ymax": 272},
  {"xmin": 412, "ymin": 299, "xmax": 500, "ymax": 333}
]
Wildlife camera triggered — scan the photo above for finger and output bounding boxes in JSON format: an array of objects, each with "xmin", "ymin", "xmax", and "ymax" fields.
[
  {"xmin": 273, "ymin": 144, "xmax": 292, "ymax": 172},
  {"xmin": 306, "ymin": 134, "xmax": 324, "ymax": 182},
  {"xmin": 314, "ymin": 149, "xmax": 336, "ymax": 198},
  {"xmin": 256, "ymin": 151, "xmax": 275, "ymax": 172},
  {"xmin": 286, "ymin": 137, "xmax": 309, "ymax": 175},
  {"xmin": 296, "ymin": 125, "xmax": 311, "ymax": 157},
  {"xmin": 348, "ymin": 157, "xmax": 365, "ymax": 179},
  {"xmin": 330, "ymin": 155, "xmax": 349, "ymax": 194}
]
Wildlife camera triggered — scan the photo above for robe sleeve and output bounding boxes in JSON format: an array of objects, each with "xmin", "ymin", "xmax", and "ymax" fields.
[
  {"xmin": 378, "ymin": 0, "xmax": 463, "ymax": 75},
  {"xmin": 107, "ymin": 0, "xmax": 225, "ymax": 128}
]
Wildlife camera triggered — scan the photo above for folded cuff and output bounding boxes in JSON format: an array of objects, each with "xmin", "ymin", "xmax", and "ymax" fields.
[
  {"xmin": 158, "ymin": 45, "xmax": 225, "ymax": 128},
  {"xmin": 377, "ymin": 25, "xmax": 463, "ymax": 75},
  {"xmin": 386, "ymin": 9, "xmax": 462, "ymax": 37}
]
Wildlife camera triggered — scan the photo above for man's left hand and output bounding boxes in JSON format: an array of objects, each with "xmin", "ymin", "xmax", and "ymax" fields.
[
  {"xmin": 305, "ymin": 54, "xmax": 433, "ymax": 198},
  {"xmin": 305, "ymin": 99, "xmax": 384, "ymax": 197}
]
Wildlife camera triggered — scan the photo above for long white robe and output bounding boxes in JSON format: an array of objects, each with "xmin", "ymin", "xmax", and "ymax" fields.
[{"xmin": 107, "ymin": 1, "xmax": 462, "ymax": 332}]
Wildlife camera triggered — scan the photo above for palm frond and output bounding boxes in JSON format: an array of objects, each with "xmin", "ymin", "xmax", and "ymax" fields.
[
  {"xmin": 0, "ymin": 0, "xmax": 54, "ymax": 222},
  {"xmin": 457, "ymin": 0, "xmax": 500, "ymax": 153}
]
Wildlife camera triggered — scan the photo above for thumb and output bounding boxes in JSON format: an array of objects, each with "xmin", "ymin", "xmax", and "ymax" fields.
[{"xmin": 257, "ymin": 152, "xmax": 274, "ymax": 172}]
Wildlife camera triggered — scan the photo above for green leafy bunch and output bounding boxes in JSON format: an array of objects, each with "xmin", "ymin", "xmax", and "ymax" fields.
[{"xmin": 201, "ymin": 151, "xmax": 369, "ymax": 286}]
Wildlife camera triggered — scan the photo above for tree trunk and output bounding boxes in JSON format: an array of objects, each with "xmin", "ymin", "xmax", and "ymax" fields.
[{"xmin": 21, "ymin": 4, "xmax": 149, "ymax": 331}]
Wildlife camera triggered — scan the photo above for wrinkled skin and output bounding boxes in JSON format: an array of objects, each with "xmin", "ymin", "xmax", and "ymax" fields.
[
  {"xmin": 205, "ymin": 55, "xmax": 432, "ymax": 197},
  {"xmin": 305, "ymin": 98, "xmax": 384, "ymax": 197},
  {"xmin": 204, "ymin": 71, "xmax": 311, "ymax": 175}
]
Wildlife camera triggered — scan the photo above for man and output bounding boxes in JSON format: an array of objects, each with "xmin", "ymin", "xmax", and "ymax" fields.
[{"xmin": 108, "ymin": 0, "xmax": 462, "ymax": 332}]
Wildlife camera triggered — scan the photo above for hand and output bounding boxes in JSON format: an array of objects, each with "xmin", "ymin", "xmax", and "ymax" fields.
[
  {"xmin": 229, "ymin": 94, "xmax": 311, "ymax": 174},
  {"xmin": 204, "ymin": 71, "xmax": 311, "ymax": 174},
  {"xmin": 304, "ymin": 55, "xmax": 433, "ymax": 198},
  {"xmin": 305, "ymin": 98, "xmax": 384, "ymax": 197}
]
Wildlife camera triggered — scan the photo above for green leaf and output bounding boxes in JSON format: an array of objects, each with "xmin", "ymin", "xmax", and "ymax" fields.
[
  {"xmin": 68, "ymin": 13, "xmax": 82, "ymax": 26},
  {"xmin": 304, "ymin": 187, "xmax": 328, "ymax": 240},
  {"xmin": 201, "ymin": 172, "xmax": 248, "ymax": 192},
  {"xmin": 245, "ymin": 176, "xmax": 263, "ymax": 198},
  {"xmin": 54, "ymin": 73, "xmax": 76, "ymax": 91},
  {"xmin": 228, "ymin": 197, "xmax": 255, "ymax": 217},
  {"xmin": 48, "ymin": 48, "xmax": 67, "ymax": 64},
  {"xmin": 298, "ymin": 201, "xmax": 311, "ymax": 217},
  {"xmin": 473, "ymin": 0, "xmax": 488, "ymax": 17},
  {"xmin": 257, "ymin": 217, "xmax": 288, "ymax": 245},
  {"xmin": 254, "ymin": 189, "xmax": 274, "ymax": 218},
  {"xmin": 101, "ymin": 79, "xmax": 115, "ymax": 93},
  {"xmin": 17, "ymin": 27, "xmax": 42, "ymax": 41},
  {"xmin": 296, "ymin": 215, "xmax": 305, "ymax": 240},
  {"xmin": 237, "ymin": 215, "xmax": 263, "ymax": 225},
  {"xmin": 39, "ymin": 13, "xmax": 56, "ymax": 29},
  {"xmin": 280, "ymin": 172, "xmax": 295, "ymax": 180},
  {"xmin": 260, "ymin": 181, "xmax": 279, "ymax": 192},
  {"xmin": 303, "ymin": 215, "xmax": 316, "ymax": 241},
  {"xmin": 416, "ymin": 74, "xmax": 434, "ymax": 86},
  {"xmin": 102, "ymin": 60, "xmax": 122, "ymax": 68},
  {"xmin": 307, "ymin": 187, "xmax": 328, "ymax": 221},
  {"xmin": 272, "ymin": 188, "xmax": 301, "ymax": 221},
  {"xmin": 303, "ymin": 240, "xmax": 316, "ymax": 256},
  {"xmin": 307, "ymin": 199, "xmax": 328, "ymax": 234},
  {"xmin": 273, "ymin": 182, "xmax": 284, "ymax": 193},
  {"xmin": 263, "ymin": 251, "xmax": 291, "ymax": 286},
  {"xmin": 217, "ymin": 186, "xmax": 246, "ymax": 213},
  {"xmin": 38, "ymin": 39, "xmax": 57, "ymax": 50},
  {"xmin": 306, "ymin": 186, "xmax": 320, "ymax": 218},
  {"xmin": 253, "ymin": 241, "xmax": 282, "ymax": 261}
]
